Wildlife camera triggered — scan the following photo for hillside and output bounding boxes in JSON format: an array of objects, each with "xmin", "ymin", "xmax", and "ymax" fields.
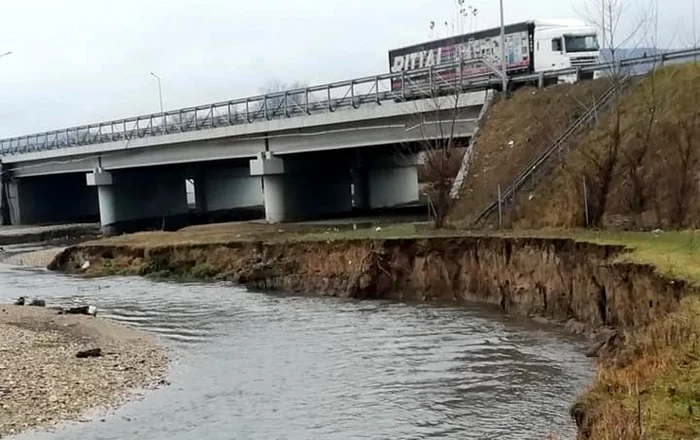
[
  {"xmin": 514, "ymin": 62, "xmax": 700, "ymax": 229},
  {"xmin": 450, "ymin": 78, "xmax": 612, "ymax": 224}
]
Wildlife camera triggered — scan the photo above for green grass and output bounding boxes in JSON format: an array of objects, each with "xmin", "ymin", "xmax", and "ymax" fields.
[{"xmin": 533, "ymin": 229, "xmax": 700, "ymax": 287}]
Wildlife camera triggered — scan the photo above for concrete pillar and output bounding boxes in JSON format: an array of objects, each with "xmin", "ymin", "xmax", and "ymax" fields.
[
  {"xmin": 86, "ymin": 169, "xmax": 115, "ymax": 235},
  {"xmin": 250, "ymin": 152, "xmax": 286, "ymax": 222},
  {"xmin": 87, "ymin": 167, "xmax": 189, "ymax": 234},
  {"xmin": 6, "ymin": 179, "xmax": 21, "ymax": 226},
  {"xmin": 262, "ymin": 175, "xmax": 286, "ymax": 223},
  {"xmin": 194, "ymin": 169, "xmax": 208, "ymax": 213},
  {"xmin": 351, "ymin": 150, "xmax": 370, "ymax": 211},
  {"xmin": 250, "ymin": 152, "xmax": 353, "ymax": 223},
  {"xmin": 96, "ymin": 186, "xmax": 116, "ymax": 232},
  {"xmin": 0, "ymin": 162, "xmax": 9, "ymax": 225}
]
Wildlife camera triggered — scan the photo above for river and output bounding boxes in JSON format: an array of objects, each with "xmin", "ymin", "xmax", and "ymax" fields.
[{"xmin": 0, "ymin": 263, "xmax": 593, "ymax": 440}]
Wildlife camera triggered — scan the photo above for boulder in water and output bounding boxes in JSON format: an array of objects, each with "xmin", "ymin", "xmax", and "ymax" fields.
[
  {"xmin": 14, "ymin": 297, "xmax": 26, "ymax": 306},
  {"xmin": 28, "ymin": 299, "xmax": 46, "ymax": 307},
  {"xmin": 62, "ymin": 305, "xmax": 98, "ymax": 317}
]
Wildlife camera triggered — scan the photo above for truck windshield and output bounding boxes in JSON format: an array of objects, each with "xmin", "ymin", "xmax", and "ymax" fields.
[{"xmin": 565, "ymin": 35, "xmax": 599, "ymax": 53}]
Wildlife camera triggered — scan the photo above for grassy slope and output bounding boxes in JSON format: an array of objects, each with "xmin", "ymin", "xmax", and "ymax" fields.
[
  {"xmin": 450, "ymin": 78, "xmax": 611, "ymax": 224},
  {"xmin": 515, "ymin": 63, "xmax": 700, "ymax": 229}
]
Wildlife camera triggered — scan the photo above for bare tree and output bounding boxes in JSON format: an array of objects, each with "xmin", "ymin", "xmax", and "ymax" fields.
[
  {"xmin": 574, "ymin": 0, "xmax": 655, "ymax": 227},
  {"xmin": 620, "ymin": 0, "xmax": 661, "ymax": 225},
  {"xmin": 578, "ymin": 0, "xmax": 650, "ymax": 75},
  {"xmin": 259, "ymin": 79, "xmax": 308, "ymax": 117},
  {"xmin": 664, "ymin": 112, "xmax": 700, "ymax": 227},
  {"xmin": 580, "ymin": 103, "xmax": 623, "ymax": 226},
  {"xmin": 403, "ymin": 88, "xmax": 470, "ymax": 228}
]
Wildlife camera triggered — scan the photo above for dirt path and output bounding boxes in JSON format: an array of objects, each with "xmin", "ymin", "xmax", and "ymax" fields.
[{"xmin": 0, "ymin": 305, "xmax": 167, "ymax": 437}]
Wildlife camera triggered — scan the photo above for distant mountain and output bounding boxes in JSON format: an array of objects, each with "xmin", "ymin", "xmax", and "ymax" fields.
[{"xmin": 598, "ymin": 47, "xmax": 683, "ymax": 75}]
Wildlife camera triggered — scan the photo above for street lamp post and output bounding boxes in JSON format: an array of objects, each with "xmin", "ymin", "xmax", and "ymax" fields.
[
  {"xmin": 499, "ymin": 0, "xmax": 508, "ymax": 94},
  {"xmin": 149, "ymin": 72, "xmax": 164, "ymax": 113}
]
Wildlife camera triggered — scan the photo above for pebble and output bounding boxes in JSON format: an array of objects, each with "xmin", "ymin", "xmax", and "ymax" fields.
[{"xmin": 0, "ymin": 306, "xmax": 167, "ymax": 437}]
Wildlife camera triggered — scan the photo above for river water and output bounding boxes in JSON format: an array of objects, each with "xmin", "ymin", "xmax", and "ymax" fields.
[{"xmin": 0, "ymin": 263, "xmax": 593, "ymax": 440}]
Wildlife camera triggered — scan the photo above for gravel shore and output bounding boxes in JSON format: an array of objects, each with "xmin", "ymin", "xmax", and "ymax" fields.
[
  {"xmin": 1, "ymin": 248, "xmax": 66, "ymax": 268},
  {"xmin": 0, "ymin": 305, "xmax": 167, "ymax": 437}
]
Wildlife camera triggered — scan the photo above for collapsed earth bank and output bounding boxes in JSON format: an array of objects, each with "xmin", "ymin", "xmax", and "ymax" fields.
[{"xmin": 50, "ymin": 236, "xmax": 689, "ymax": 334}]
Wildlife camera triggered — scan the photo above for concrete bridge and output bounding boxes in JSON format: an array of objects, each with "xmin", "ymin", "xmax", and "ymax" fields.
[{"xmin": 0, "ymin": 63, "xmax": 490, "ymax": 233}]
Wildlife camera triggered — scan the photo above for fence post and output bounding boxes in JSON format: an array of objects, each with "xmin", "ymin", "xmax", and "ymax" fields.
[
  {"xmin": 583, "ymin": 177, "xmax": 590, "ymax": 228},
  {"xmin": 498, "ymin": 184, "xmax": 503, "ymax": 229}
]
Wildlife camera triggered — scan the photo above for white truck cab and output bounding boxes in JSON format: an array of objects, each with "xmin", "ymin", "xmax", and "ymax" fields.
[{"xmin": 532, "ymin": 19, "xmax": 601, "ymax": 83}]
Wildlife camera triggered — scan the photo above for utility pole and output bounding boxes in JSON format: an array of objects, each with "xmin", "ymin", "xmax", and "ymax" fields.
[
  {"xmin": 149, "ymin": 72, "xmax": 164, "ymax": 113},
  {"xmin": 499, "ymin": 0, "xmax": 508, "ymax": 93}
]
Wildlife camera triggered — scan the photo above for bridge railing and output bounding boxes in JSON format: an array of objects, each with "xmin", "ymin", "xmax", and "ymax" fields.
[
  {"xmin": 0, "ymin": 58, "xmax": 503, "ymax": 156},
  {"xmin": 1, "ymin": 47, "xmax": 698, "ymax": 156}
]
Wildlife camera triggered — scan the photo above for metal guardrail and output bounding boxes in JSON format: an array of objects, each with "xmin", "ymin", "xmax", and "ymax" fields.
[
  {"xmin": 1, "ymin": 47, "xmax": 698, "ymax": 157},
  {"xmin": 472, "ymin": 74, "xmax": 632, "ymax": 226},
  {"xmin": 0, "ymin": 58, "xmax": 503, "ymax": 157}
]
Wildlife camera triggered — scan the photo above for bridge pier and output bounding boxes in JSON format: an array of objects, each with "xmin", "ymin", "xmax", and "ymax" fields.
[
  {"xmin": 87, "ymin": 167, "xmax": 189, "ymax": 235},
  {"xmin": 250, "ymin": 152, "xmax": 353, "ymax": 223}
]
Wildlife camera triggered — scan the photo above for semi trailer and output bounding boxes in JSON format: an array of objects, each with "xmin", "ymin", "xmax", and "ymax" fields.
[{"xmin": 389, "ymin": 19, "xmax": 600, "ymax": 91}]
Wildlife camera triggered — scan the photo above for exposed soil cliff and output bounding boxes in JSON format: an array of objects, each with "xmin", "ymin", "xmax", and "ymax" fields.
[{"xmin": 50, "ymin": 236, "xmax": 690, "ymax": 333}]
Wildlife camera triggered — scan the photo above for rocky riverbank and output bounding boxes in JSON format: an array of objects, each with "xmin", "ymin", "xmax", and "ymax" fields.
[{"xmin": 0, "ymin": 305, "xmax": 167, "ymax": 437}]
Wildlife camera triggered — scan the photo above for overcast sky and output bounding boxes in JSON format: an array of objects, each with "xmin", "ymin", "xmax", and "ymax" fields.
[{"xmin": 0, "ymin": 0, "xmax": 698, "ymax": 137}]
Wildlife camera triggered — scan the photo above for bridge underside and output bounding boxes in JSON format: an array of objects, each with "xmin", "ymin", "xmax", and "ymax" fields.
[
  {"xmin": 3, "ymin": 144, "xmax": 438, "ymax": 233},
  {"xmin": 1, "ymin": 92, "xmax": 484, "ymax": 233}
]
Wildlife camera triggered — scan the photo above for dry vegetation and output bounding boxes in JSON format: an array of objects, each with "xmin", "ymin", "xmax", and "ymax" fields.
[
  {"xmin": 450, "ymin": 78, "xmax": 612, "ymax": 223},
  {"xmin": 576, "ymin": 296, "xmax": 700, "ymax": 439},
  {"xmin": 514, "ymin": 62, "xmax": 700, "ymax": 229}
]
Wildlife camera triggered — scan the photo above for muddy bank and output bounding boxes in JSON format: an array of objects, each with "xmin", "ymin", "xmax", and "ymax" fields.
[
  {"xmin": 0, "ymin": 305, "xmax": 167, "ymax": 437},
  {"xmin": 49, "ymin": 236, "xmax": 692, "ymax": 333}
]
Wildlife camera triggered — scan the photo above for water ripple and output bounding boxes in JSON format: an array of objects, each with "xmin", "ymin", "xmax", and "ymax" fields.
[{"xmin": 0, "ymin": 263, "xmax": 594, "ymax": 440}]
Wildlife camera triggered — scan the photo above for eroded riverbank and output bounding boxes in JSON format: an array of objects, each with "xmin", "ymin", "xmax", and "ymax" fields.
[
  {"xmin": 50, "ymin": 235, "xmax": 691, "ymax": 334},
  {"xmin": 46, "ymin": 225, "xmax": 700, "ymax": 438}
]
